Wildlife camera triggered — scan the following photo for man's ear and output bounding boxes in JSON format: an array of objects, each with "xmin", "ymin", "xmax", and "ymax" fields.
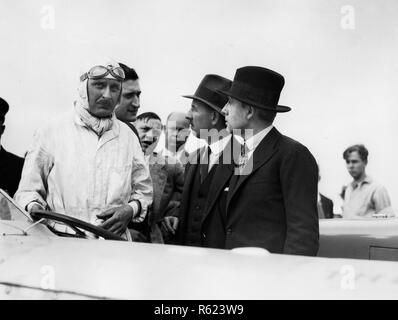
[
  {"xmin": 246, "ymin": 105, "xmax": 255, "ymax": 120},
  {"xmin": 211, "ymin": 110, "xmax": 219, "ymax": 125}
]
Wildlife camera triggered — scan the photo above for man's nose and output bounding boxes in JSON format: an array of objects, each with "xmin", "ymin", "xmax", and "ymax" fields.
[
  {"xmin": 103, "ymin": 85, "xmax": 112, "ymax": 99},
  {"xmin": 186, "ymin": 110, "xmax": 192, "ymax": 120},
  {"xmin": 146, "ymin": 130, "xmax": 156, "ymax": 140},
  {"xmin": 132, "ymin": 95, "xmax": 140, "ymax": 107},
  {"xmin": 221, "ymin": 104, "xmax": 228, "ymax": 115}
]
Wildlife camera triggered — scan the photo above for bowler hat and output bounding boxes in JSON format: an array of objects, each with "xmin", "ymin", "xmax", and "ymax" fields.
[
  {"xmin": 0, "ymin": 97, "xmax": 9, "ymax": 117},
  {"xmin": 183, "ymin": 74, "xmax": 232, "ymax": 113},
  {"xmin": 218, "ymin": 66, "xmax": 291, "ymax": 112}
]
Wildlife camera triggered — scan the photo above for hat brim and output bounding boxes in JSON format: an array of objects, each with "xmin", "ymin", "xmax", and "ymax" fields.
[
  {"xmin": 182, "ymin": 95, "xmax": 224, "ymax": 114},
  {"xmin": 217, "ymin": 89, "xmax": 291, "ymax": 113}
]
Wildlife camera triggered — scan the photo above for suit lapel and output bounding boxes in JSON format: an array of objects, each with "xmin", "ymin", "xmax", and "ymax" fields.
[
  {"xmin": 226, "ymin": 127, "xmax": 281, "ymax": 212},
  {"xmin": 177, "ymin": 148, "xmax": 202, "ymax": 244},
  {"xmin": 201, "ymin": 138, "xmax": 236, "ymax": 224},
  {"xmin": 185, "ymin": 148, "xmax": 202, "ymax": 187},
  {"xmin": 179, "ymin": 148, "xmax": 201, "ymax": 221}
]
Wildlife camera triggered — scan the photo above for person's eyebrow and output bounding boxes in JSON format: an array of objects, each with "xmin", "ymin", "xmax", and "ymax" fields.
[{"xmin": 92, "ymin": 79, "xmax": 106, "ymax": 84}]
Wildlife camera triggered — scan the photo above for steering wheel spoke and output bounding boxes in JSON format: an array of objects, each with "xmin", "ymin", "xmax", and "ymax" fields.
[{"xmin": 30, "ymin": 210, "xmax": 126, "ymax": 241}]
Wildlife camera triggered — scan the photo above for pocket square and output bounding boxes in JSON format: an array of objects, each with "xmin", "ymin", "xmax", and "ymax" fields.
[{"xmin": 224, "ymin": 187, "xmax": 229, "ymax": 192}]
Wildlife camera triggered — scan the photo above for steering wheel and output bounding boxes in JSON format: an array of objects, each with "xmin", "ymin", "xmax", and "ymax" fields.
[{"xmin": 30, "ymin": 210, "xmax": 125, "ymax": 241}]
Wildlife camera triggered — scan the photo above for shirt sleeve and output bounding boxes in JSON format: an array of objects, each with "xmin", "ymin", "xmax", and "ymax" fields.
[
  {"xmin": 14, "ymin": 128, "xmax": 54, "ymax": 211},
  {"xmin": 128, "ymin": 142, "xmax": 153, "ymax": 223},
  {"xmin": 373, "ymin": 185, "xmax": 392, "ymax": 214}
]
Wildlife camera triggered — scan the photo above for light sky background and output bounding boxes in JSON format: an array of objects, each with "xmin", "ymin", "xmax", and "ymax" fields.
[{"xmin": 1, "ymin": 0, "xmax": 397, "ymax": 212}]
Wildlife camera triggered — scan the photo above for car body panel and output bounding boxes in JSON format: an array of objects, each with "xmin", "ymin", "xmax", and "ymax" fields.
[
  {"xmin": 2, "ymin": 230, "xmax": 398, "ymax": 299},
  {"xmin": 319, "ymin": 218, "xmax": 398, "ymax": 260},
  {"xmin": 2, "ymin": 189, "xmax": 398, "ymax": 299}
]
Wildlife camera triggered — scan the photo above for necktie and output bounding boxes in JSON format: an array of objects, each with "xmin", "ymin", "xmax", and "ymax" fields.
[
  {"xmin": 200, "ymin": 146, "xmax": 211, "ymax": 183},
  {"xmin": 237, "ymin": 142, "xmax": 249, "ymax": 169},
  {"xmin": 228, "ymin": 142, "xmax": 248, "ymax": 193}
]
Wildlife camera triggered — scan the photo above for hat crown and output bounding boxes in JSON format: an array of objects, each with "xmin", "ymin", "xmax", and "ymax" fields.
[
  {"xmin": 195, "ymin": 74, "xmax": 232, "ymax": 97},
  {"xmin": 234, "ymin": 66, "xmax": 285, "ymax": 92},
  {"xmin": 218, "ymin": 66, "xmax": 290, "ymax": 113},
  {"xmin": 183, "ymin": 74, "xmax": 232, "ymax": 112}
]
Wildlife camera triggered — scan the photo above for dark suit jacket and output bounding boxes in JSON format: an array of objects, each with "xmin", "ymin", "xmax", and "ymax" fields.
[
  {"xmin": 177, "ymin": 137, "xmax": 239, "ymax": 248},
  {"xmin": 176, "ymin": 148, "xmax": 203, "ymax": 245},
  {"xmin": 225, "ymin": 127, "xmax": 319, "ymax": 256},
  {"xmin": 320, "ymin": 194, "xmax": 334, "ymax": 219},
  {"xmin": 148, "ymin": 153, "xmax": 184, "ymax": 243},
  {"xmin": 0, "ymin": 147, "xmax": 24, "ymax": 197}
]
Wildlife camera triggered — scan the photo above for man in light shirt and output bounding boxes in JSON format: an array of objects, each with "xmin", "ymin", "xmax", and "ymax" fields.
[
  {"xmin": 220, "ymin": 66, "xmax": 319, "ymax": 256},
  {"xmin": 342, "ymin": 144, "xmax": 393, "ymax": 218},
  {"xmin": 176, "ymin": 74, "xmax": 234, "ymax": 248},
  {"xmin": 15, "ymin": 59, "xmax": 153, "ymax": 238}
]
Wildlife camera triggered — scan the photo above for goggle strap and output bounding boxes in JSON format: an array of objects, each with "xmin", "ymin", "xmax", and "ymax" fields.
[{"xmin": 80, "ymin": 73, "xmax": 88, "ymax": 82}]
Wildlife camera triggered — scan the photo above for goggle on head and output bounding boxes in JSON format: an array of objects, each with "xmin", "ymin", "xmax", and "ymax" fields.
[{"xmin": 80, "ymin": 65, "xmax": 125, "ymax": 82}]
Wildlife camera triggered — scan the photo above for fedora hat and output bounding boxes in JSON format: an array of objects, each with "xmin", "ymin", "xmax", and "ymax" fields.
[
  {"xmin": 183, "ymin": 74, "xmax": 232, "ymax": 113},
  {"xmin": 218, "ymin": 66, "xmax": 291, "ymax": 113}
]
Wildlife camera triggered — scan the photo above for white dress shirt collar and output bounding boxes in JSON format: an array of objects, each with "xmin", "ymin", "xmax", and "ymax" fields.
[
  {"xmin": 244, "ymin": 125, "xmax": 274, "ymax": 152},
  {"xmin": 207, "ymin": 134, "xmax": 232, "ymax": 156}
]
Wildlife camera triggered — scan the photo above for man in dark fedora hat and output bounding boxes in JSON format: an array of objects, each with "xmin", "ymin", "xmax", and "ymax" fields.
[
  {"xmin": 175, "ymin": 74, "xmax": 239, "ymax": 248},
  {"xmin": 219, "ymin": 66, "xmax": 319, "ymax": 256},
  {"xmin": 0, "ymin": 97, "xmax": 24, "ymax": 197}
]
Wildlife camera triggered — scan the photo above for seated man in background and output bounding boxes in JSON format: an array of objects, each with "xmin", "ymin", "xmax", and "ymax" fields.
[
  {"xmin": 135, "ymin": 112, "xmax": 184, "ymax": 243},
  {"xmin": 15, "ymin": 59, "xmax": 153, "ymax": 239},
  {"xmin": 0, "ymin": 97, "xmax": 24, "ymax": 197},
  {"xmin": 342, "ymin": 144, "xmax": 393, "ymax": 218}
]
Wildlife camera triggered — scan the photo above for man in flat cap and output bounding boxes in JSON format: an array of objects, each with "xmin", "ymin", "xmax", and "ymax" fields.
[
  {"xmin": 220, "ymin": 66, "xmax": 319, "ymax": 256},
  {"xmin": 0, "ymin": 97, "xmax": 24, "ymax": 197},
  {"xmin": 15, "ymin": 59, "xmax": 152, "ymax": 239},
  {"xmin": 175, "ymin": 74, "xmax": 237, "ymax": 248}
]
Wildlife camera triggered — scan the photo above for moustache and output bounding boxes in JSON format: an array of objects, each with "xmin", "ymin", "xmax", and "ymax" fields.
[{"xmin": 96, "ymin": 99, "xmax": 113, "ymax": 108}]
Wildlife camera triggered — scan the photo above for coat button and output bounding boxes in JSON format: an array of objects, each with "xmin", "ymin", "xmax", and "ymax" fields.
[
  {"xmin": 226, "ymin": 228, "xmax": 232, "ymax": 235},
  {"xmin": 195, "ymin": 205, "xmax": 201, "ymax": 210}
]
